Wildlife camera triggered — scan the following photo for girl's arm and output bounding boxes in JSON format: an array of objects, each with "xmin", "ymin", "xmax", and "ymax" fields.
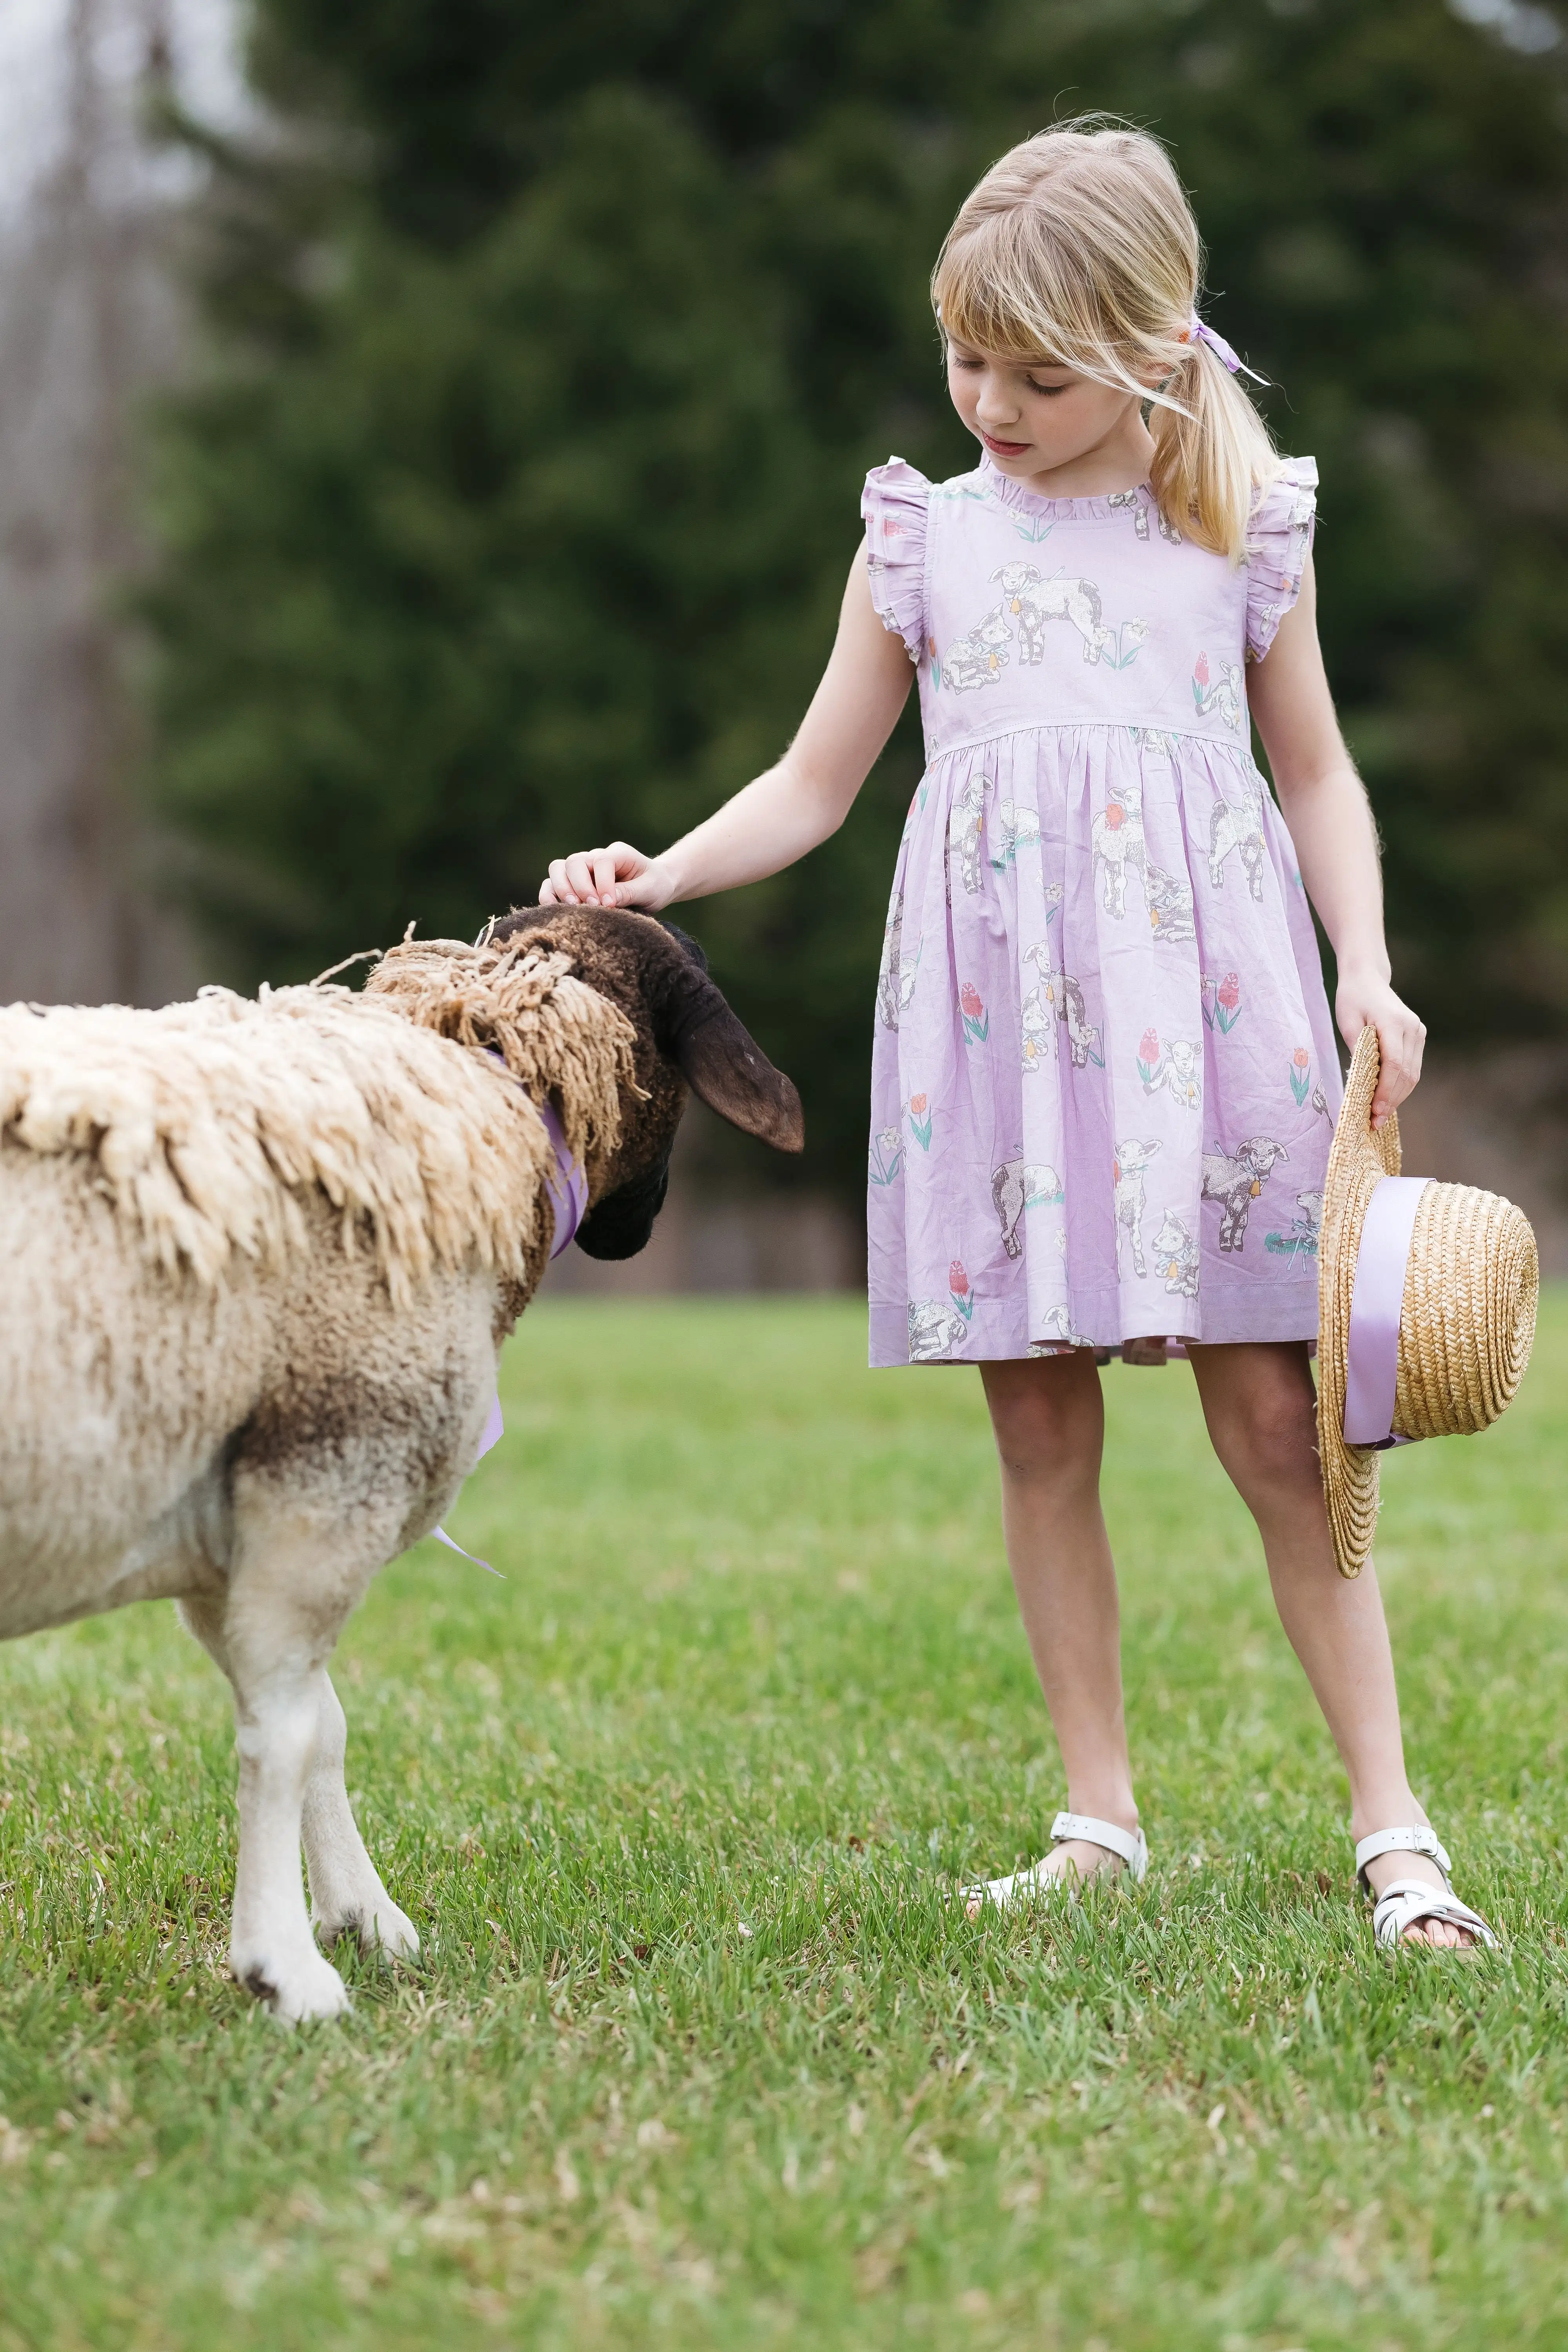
[
  {"xmin": 1248, "ymin": 551, "xmax": 1423, "ymax": 1132},
  {"xmin": 540, "ymin": 547, "xmax": 913, "ymax": 912}
]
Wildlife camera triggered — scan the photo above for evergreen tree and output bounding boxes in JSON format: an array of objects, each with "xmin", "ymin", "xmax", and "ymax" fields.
[{"xmin": 145, "ymin": 0, "xmax": 1568, "ymax": 1192}]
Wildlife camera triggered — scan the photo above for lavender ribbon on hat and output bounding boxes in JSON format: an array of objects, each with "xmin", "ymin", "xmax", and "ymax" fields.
[
  {"xmin": 432, "ymin": 1081, "xmax": 589, "ymax": 1573},
  {"xmin": 1343, "ymin": 1174, "xmax": 1433, "ymax": 1451},
  {"xmin": 1183, "ymin": 313, "xmax": 1270, "ymax": 387}
]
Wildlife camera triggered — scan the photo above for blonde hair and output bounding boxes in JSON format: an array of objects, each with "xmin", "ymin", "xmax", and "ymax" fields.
[{"xmin": 932, "ymin": 120, "xmax": 1279, "ymax": 560}]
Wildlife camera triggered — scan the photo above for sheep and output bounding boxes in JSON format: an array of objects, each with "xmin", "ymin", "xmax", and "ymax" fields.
[
  {"xmin": 1208, "ymin": 774, "xmax": 1267, "ymax": 899},
  {"xmin": 1200, "ymin": 1135, "xmax": 1288, "ymax": 1253},
  {"xmin": 939, "ymin": 605, "xmax": 1012, "ymax": 692},
  {"xmin": 947, "ymin": 773, "xmax": 991, "ymax": 897},
  {"xmin": 907, "ymin": 1300, "xmax": 972, "ymax": 1360},
  {"xmin": 0, "ymin": 908, "xmax": 802, "ymax": 2023},
  {"xmin": 876, "ymin": 888, "xmax": 920, "ymax": 1030},
  {"xmin": 1091, "ymin": 780, "xmax": 1147, "ymax": 920},
  {"xmin": 989, "ymin": 566, "xmax": 1146, "ymax": 667},
  {"xmin": 1113, "ymin": 1137, "xmax": 1162, "ymax": 1277}
]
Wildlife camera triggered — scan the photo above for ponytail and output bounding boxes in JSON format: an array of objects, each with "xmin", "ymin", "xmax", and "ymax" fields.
[{"xmin": 1149, "ymin": 341, "xmax": 1280, "ymax": 562}]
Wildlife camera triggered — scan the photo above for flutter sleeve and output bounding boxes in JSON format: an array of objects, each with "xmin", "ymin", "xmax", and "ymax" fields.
[
  {"xmin": 1245, "ymin": 456, "xmax": 1319, "ymax": 662},
  {"xmin": 861, "ymin": 457, "xmax": 932, "ymax": 665}
]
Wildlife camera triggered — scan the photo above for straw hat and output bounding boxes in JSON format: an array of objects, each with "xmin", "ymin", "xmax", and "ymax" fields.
[{"xmin": 1317, "ymin": 1026, "xmax": 1539, "ymax": 1577}]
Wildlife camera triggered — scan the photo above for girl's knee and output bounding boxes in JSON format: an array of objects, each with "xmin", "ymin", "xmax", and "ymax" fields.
[
  {"xmin": 1213, "ymin": 1369, "xmax": 1319, "ymax": 1498},
  {"xmin": 983, "ymin": 1360, "xmax": 1103, "ymax": 1484}
]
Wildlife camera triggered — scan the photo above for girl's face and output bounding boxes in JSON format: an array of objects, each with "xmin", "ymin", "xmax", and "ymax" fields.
[{"xmin": 945, "ymin": 340, "xmax": 1148, "ymax": 485}]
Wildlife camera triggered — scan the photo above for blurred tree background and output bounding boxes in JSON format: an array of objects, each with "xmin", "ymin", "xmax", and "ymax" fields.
[{"xmin": 142, "ymin": 0, "xmax": 1568, "ymax": 1196}]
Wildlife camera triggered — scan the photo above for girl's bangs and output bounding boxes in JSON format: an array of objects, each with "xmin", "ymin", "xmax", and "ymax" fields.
[{"xmin": 934, "ymin": 241, "xmax": 1069, "ymax": 367}]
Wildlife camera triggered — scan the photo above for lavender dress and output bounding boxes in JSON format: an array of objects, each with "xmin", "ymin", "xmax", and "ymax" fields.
[{"xmin": 863, "ymin": 452, "xmax": 1341, "ymax": 1367}]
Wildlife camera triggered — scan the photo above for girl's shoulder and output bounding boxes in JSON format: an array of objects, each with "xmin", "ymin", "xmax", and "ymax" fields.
[
  {"xmin": 1245, "ymin": 455, "xmax": 1318, "ymax": 663},
  {"xmin": 861, "ymin": 457, "xmax": 938, "ymax": 665},
  {"xmin": 862, "ymin": 454, "xmax": 997, "ymax": 529}
]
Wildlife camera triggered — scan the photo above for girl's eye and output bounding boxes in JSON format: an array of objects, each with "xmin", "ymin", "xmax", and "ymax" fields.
[{"xmin": 1025, "ymin": 378, "xmax": 1068, "ymax": 397}]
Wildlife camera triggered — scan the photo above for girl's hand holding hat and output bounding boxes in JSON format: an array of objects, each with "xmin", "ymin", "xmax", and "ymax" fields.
[{"xmin": 1334, "ymin": 965, "xmax": 1425, "ymax": 1132}]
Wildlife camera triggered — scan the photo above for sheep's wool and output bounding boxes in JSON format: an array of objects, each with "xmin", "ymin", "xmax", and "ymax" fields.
[{"xmin": 0, "ymin": 941, "xmax": 636, "ymax": 1299}]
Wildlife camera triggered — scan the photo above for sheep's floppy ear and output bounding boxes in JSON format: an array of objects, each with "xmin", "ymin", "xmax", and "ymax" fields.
[{"xmin": 659, "ymin": 964, "xmax": 804, "ymax": 1153}]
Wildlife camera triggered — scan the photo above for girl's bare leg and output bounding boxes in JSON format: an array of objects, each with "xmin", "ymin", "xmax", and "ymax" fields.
[
  {"xmin": 1185, "ymin": 1340, "xmax": 1471, "ymax": 1946},
  {"xmin": 974, "ymin": 1352, "xmax": 1139, "ymax": 1897}
]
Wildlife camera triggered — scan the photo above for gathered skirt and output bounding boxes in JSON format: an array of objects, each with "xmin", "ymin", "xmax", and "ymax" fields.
[{"xmin": 867, "ymin": 723, "xmax": 1343, "ymax": 1366}]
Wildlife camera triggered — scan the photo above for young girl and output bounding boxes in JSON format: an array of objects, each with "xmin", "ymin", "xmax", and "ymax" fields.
[{"xmin": 541, "ymin": 123, "xmax": 1495, "ymax": 1950}]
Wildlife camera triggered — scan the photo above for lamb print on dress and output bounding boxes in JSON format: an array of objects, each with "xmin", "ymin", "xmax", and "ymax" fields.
[{"xmin": 861, "ymin": 448, "xmax": 1338, "ymax": 1363}]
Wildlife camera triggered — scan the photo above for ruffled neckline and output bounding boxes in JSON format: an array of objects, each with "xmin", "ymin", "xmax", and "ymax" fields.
[{"xmin": 977, "ymin": 453, "xmax": 1154, "ymax": 519}]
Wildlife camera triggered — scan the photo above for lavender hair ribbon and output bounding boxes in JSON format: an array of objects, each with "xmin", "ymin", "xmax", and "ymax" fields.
[
  {"xmin": 1343, "ymin": 1175, "xmax": 1432, "ymax": 1450},
  {"xmin": 432, "ymin": 1086, "xmax": 588, "ymax": 1573},
  {"xmin": 1185, "ymin": 314, "xmax": 1270, "ymax": 387}
]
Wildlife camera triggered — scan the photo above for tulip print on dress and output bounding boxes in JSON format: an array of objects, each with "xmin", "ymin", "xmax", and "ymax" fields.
[
  {"xmin": 905, "ymin": 1092, "xmax": 933, "ymax": 1151},
  {"xmin": 959, "ymin": 982, "xmax": 989, "ymax": 1046},
  {"xmin": 949, "ymin": 1258, "xmax": 974, "ymax": 1322},
  {"xmin": 1288, "ymin": 1046, "xmax": 1313, "ymax": 1107},
  {"xmin": 1203, "ymin": 970, "xmax": 1243, "ymax": 1033}
]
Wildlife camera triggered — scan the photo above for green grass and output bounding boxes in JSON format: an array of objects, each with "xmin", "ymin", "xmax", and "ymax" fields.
[{"xmin": 4, "ymin": 1295, "xmax": 1568, "ymax": 2350}]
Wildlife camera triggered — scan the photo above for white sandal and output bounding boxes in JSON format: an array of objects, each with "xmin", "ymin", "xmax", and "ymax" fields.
[
  {"xmin": 963, "ymin": 1811, "xmax": 1148, "ymax": 1912},
  {"xmin": 1355, "ymin": 1826, "xmax": 1499, "ymax": 1951}
]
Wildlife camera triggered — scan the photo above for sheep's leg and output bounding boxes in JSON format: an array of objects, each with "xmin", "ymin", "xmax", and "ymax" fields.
[
  {"xmin": 301, "ymin": 1671, "xmax": 419, "ymax": 1962},
  {"xmin": 183, "ymin": 1541, "xmax": 373, "ymax": 2023},
  {"xmin": 228, "ymin": 1651, "xmax": 349, "ymax": 2024}
]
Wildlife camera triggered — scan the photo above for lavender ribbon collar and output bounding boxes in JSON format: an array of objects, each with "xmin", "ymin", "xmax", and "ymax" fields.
[
  {"xmin": 1343, "ymin": 1174, "xmax": 1432, "ymax": 1451},
  {"xmin": 535, "ymin": 1095, "xmax": 589, "ymax": 1258}
]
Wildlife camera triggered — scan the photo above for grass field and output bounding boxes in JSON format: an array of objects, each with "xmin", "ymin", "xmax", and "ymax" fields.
[{"xmin": 3, "ymin": 1295, "xmax": 1568, "ymax": 2350}]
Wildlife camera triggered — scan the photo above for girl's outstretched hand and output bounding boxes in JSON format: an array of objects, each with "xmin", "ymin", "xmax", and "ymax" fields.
[
  {"xmin": 1335, "ymin": 972, "xmax": 1425, "ymax": 1130},
  {"xmin": 540, "ymin": 843, "xmax": 676, "ymax": 912}
]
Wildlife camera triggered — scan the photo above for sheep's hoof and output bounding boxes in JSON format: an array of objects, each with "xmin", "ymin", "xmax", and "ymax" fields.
[
  {"xmin": 239, "ymin": 1948, "xmax": 352, "ymax": 2025},
  {"xmin": 313, "ymin": 1892, "xmax": 420, "ymax": 1964},
  {"xmin": 362, "ymin": 1902, "xmax": 420, "ymax": 1963}
]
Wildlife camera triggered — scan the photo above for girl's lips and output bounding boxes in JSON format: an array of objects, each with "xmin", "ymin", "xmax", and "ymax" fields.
[{"xmin": 981, "ymin": 430, "xmax": 1031, "ymax": 457}]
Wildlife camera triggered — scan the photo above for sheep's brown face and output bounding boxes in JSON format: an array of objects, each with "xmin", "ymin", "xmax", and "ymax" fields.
[{"xmin": 487, "ymin": 905, "xmax": 803, "ymax": 1260}]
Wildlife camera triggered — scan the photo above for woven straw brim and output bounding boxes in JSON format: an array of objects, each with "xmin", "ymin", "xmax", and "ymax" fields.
[{"xmin": 1317, "ymin": 1027, "xmax": 1539, "ymax": 1577}]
